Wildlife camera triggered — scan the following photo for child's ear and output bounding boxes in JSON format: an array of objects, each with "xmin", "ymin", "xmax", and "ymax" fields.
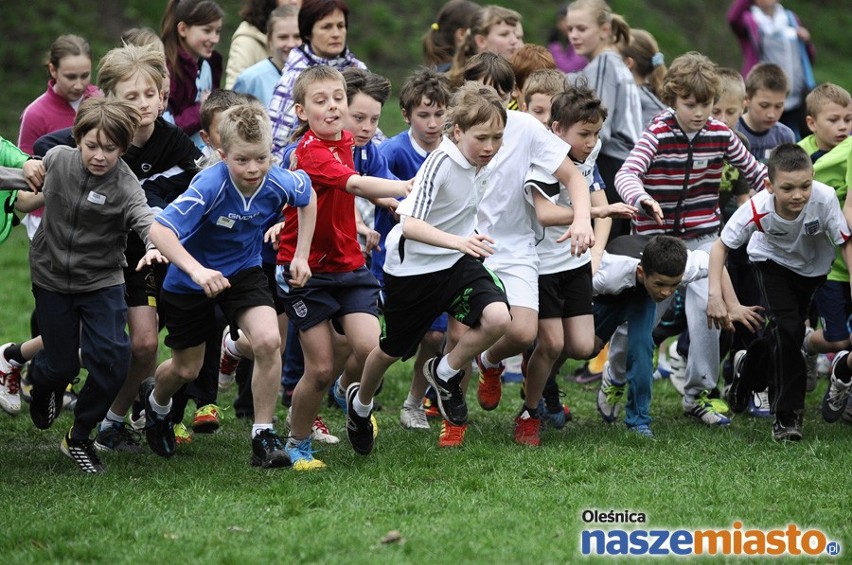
[
  {"xmin": 47, "ymin": 62, "xmax": 58, "ymax": 80},
  {"xmin": 763, "ymin": 177, "xmax": 773, "ymax": 192},
  {"xmin": 473, "ymin": 33, "xmax": 487, "ymax": 52},
  {"xmin": 200, "ymin": 130, "xmax": 212, "ymax": 147},
  {"xmin": 805, "ymin": 115, "xmax": 817, "ymax": 133},
  {"xmin": 452, "ymin": 123, "xmax": 462, "ymax": 142},
  {"xmin": 401, "ymin": 109, "xmax": 411, "ymax": 126},
  {"xmin": 177, "ymin": 21, "xmax": 188, "ymax": 39},
  {"xmin": 217, "ymin": 147, "xmax": 226, "ymax": 161},
  {"xmin": 294, "ymin": 103, "xmax": 307, "ymax": 122}
]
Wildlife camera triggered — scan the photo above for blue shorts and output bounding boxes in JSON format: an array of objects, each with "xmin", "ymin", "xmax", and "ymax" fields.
[
  {"xmin": 276, "ymin": 266, "xmax": 380, "ymax": 332},
  {"xmin": 813, "ymin": 280, "xmax": 852, "ymax": 342}
]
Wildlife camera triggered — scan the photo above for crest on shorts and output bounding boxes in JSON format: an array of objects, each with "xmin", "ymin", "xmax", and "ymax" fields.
[
  {"xmin": 804, "ymin": 219, "xmax": 819, "ymax": 236},
  {"xmin": 293, "ymin": 300, "xmax": 308, "ymax": 318}
]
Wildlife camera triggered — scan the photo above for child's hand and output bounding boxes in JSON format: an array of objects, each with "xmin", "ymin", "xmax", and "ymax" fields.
[
  {"xmin": 399, "ymin": 178, "xmax": 414, "ymax": 197},
  {"xmin": 191, "ymin": 267, "xmax": 230, "ymax": 298},
  {"xmin": 363, "ymin": 228, "xmax": 381, "ymax": 253},
  {"xmin": 22, "ymin": 159, "xmax": 45, "ymax": 192},
  {"xmin": 555, "ymin": 221, "xmax": 595, "ymax": 256},
  {"xmin": 727, "ymin": 304, "xmax": 764, "ymax": 333},
  {"xmin": 136, "ymin": 248, "xmax": 168, "ymax": 270},
  {"xmin": 288, "ymin": 257, "xmax": 312, "ymax": 288},
  {"xmin": 457, "ymin": 233, "xmax": 495, "ymax": 258},
  {"xmin": 264, "ymin": 221, "xmax": 286, "ymax": 249},
  {"xmin": 706, "ymin": 295, "xmax": 731, "ymax": 330},
  {"xmin": 640, "ymin": 197, "xmax": 664, "ymax": 226},
  {"xmin": 605, "ymin": 202, "xmax": 637, "ymax": 219}
]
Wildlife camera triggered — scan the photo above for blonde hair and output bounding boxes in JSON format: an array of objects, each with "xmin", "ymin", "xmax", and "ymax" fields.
[
  {"xmin": 716, "ymin": 67, "xmax": 746, "ymax": 102},
  {"xmin": 98, "ymin": 44, "xmax": 166, "ymax": 97},
  {"xmin": 522, "ymin": 69, "xmax": 566, "ymax": 106},
  {"xmin": 291, "ymin": 65, "xmax": 346, "ymax": 141},
  {"xmin": 806, "ymin": 83, "xmax": 852, "ymax": 117},
  {"xmin": 72, "ymin": 98, "xmax": 140, "ymax": 153},
  {"xmin": 660, "ymin": 51, "xmax": 719, "ymax": 107},
  {"xmin": 620, "ymin": 29, "xmax": 665, "ymax": 96},
  {"xmin": 218, "ymin": 104, "xmax": 273, "ymax": 153},
  {"xmin": 566, "ymin": 0, "xmax": 631, "ymax": 48},
  {"xmin": 446, "ymin": 81, "xmax": 506, "ymax": 134},
  {"xmin": 449, "ymin": 5, "xmax": 522, "ymax": 84},
  {"xmin": 121, "ymin": 27, "xmax": 165, "ymax": 53}
]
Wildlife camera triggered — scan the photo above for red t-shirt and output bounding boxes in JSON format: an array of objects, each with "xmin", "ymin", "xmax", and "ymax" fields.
[{"xmin": 277, "ymin": 129, "xmax": 363, "ymax": 272}]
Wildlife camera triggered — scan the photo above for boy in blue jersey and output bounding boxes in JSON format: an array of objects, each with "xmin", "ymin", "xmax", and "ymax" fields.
[{"xmin": 144, "ymin": 104, "xmax": 317, "ymax": 468}]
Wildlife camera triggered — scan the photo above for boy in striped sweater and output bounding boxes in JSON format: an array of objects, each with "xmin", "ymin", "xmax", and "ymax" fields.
[{"xmin": 614, "ymin": 52, "xmax": 767, "ymax": 426}]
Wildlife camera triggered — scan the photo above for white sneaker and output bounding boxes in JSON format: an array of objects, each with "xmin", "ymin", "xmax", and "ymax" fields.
[
  {"xmin": 400, "ymin": 403, "xmax": 430, "ymax": 429},
  {"xmin": 748, "ymin": 389, "xmax": 771, "ymax": 418},
  {"xmin": 0, "ymin": 343, "xmax": 22, "ymax": 415},
  {"xmin": 311, "ymin": 415, "xmax": 340, "ymax": 444},
  {"xmin": 596, "ymin": 362, "xmax": 626, "ymax": 423},
  {"xmin": 667, "ymin": 341, "xmax": 687, "ymax": 396},
  {"xmin": 802, "ymin": 327, "xmax": 818, "ymax": 392},
  {"xmin": 683, "ymin": 391, "xmax": 731, "ymax": 426},
  {"xmin": 218, "ymin": 326, "xmax": 243, "ymax": 391}
]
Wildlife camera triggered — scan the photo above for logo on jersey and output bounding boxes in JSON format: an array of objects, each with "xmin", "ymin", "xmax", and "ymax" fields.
[
  {"xmin": 141, "ymin": 163, "xmax": 152, "ymax": 173},
  {"xmin": 293, "ymin": 300, "xmax": 308, "ymax": 318},
  {"xmin": 804, "ymin": 220, "xmax": 820, "ymax": 236}
]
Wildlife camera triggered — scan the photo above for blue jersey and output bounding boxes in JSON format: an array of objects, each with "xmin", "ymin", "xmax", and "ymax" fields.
[{"xmin": 156, "ymin": 161, "xmax": 311, "ymax": 293}]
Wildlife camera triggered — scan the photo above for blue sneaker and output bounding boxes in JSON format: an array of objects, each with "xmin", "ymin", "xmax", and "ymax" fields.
[
  {"xmin": 285, "ymin": 438, "xmax": 326, "ymax": 471},
  {"xmin": 628, "ymin": 424, "xmax": 654, "ymax": 438},
  {"xmin": 747, "ymin": 389, "xmax": 772, "ymax": 418}
]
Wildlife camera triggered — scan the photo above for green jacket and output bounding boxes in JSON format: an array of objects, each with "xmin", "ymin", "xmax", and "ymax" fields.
[
  {"xmin": 0, "ymin": 135, "xmax": 30, "ymax": 243},
  {"xmin": 799, "ymin": 135, "xmax": 852, "ymax": 282}
]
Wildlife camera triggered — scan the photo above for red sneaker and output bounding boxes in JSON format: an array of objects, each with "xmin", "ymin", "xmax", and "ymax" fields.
[
  {"xmin": 514, "ymin": 411, "xmax": 541, "ymax": 446},
  {"xmin": 476, "ymin": 353, "xmax": 504, "ymax": 411},
  {"xmin": 438, "ymin": 419, "xmax": 467, "ymax": 447}
]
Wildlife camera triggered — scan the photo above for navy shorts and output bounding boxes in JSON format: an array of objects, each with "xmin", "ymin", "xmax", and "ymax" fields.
[
  {"xmin": 277, "ymin": 265, "xmax": 380, "ymax": 332},
  {"xmin": 380, "ymin": 255, "xmax": 508, "ymax": 360},
  {"xmin": 160, "ymin": 266, "xmax": 274, "ymax": 350},
  {"xmin": 538, "ymin": 262, "xmax": 593, "ymax": 319},
  {"xmin": 814, "ymin": 280, "xmax": 852, "ymax": 342}
]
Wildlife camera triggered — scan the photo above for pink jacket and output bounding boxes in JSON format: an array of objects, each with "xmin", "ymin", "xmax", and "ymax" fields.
[{"xmin": 18, "ymin": 80, "xmax": 101, "ymax": 155}]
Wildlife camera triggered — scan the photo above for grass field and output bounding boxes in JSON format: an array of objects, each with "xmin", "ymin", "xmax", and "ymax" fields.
[{"xmin": 0, "ymin": 226, "xmax": 850, "ymax": 563}]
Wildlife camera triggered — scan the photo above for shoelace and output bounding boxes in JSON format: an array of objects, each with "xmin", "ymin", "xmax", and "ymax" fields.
[
  {"xmin": 196, "ymin": 404, "xmax": 221, "ymax": 419},
  {"xmin": 2, "ymin": 367, "xmax": 20, "ymax": 395},
  {"xmin": 828, "ymin": 380, "xmax": 851, "ymax": 407},
  {"xmin": 440, "ymin": 421, "xmax": 465, "ymax": 440},
  {"xmin": 313, "ymin": 417, "xmax": 331, "ymax": 435},
  {"xmin": 115, "ymin": 423, "xmax": 142, "ymax": 445}
]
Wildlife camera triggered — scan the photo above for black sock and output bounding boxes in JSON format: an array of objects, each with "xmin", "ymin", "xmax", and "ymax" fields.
[
  {"xmin": 4, "ymin": 343, "xmax": 26, "ymax": 365},
  {"xmin": 834, "ymin": 353, "xmax": 852, "ymax": 383},
  {"xmin": 522, "ymin": 405, "xmax": 538, "ymax": 417}
]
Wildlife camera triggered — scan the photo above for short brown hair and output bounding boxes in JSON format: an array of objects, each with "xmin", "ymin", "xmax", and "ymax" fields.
[
  {"xmin": 510, "ymin": 44, "xmax": 556, "ymax": 93},
  {"xmin": 218, "ymin": 104, "xmax": 273, "ymax": 153},
  {"xmin": 342, "ymin": 67, "xmax": 392, "ymax": 106},
  {"xmin": 716, "ymin": 67, "xmax": 746, "ymax": 102},
  {"xmin": 399, "ymin": 67, "xmax": 451, "ymax": 116},
  {"xmin": 98, "ymin": 44, "xmax": 165, "ymax": 97},
  {"xmin": 201, "ymin": 89, "xmax": 245, "ymax": 133},
  {"xmin": 461, "ymin": 52, "xmax": 515, "ymax": 100},
  {"xmin": 805, "ymin": 83, "xmax": 851, "ymax": 118},
  {"xmin": 72, "ymin": 98, "xmax": 140, "ymax": 153},
  {"xmin": 522, "ymin": 69, "xmax": 565, "ymax": 107},
  {"xmin": 766, "ymin": 143, "xmax": 811, "ymax": 182},
  {"xmin": 551, "ymin": 79, "xmax": 608, "ymax": 128},
  {"xmin": 447, "ymin": 81, "xmax": 506, "ymax": 134},
  {"xmin": 660, "ymin": 51, "xmax": 720, "ymax": 107},
  {"xmin": 744, "ymin": 63, "xmax": 789, "ymax": 98}
]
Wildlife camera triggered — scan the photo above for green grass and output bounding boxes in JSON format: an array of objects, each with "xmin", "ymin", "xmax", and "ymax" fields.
[{"xmin": 0, "ymin": 226, "xmax": 851, "ymax": 563}]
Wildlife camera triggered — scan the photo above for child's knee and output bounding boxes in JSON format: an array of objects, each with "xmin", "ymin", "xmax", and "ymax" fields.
[
  {"xmin": 250, "ymin": 332, "xmax": 281, "ymax": 361},
  {"xmin": 130, "ymin": 334, "xmax": 158, "ymax": 360},
  {"xmin": 564, "ymin": 336, "xmax": 596, "ymax": 361},
  {"xmin": 482, "ymin": 304, "xmax": 512, "ymax": 338}
]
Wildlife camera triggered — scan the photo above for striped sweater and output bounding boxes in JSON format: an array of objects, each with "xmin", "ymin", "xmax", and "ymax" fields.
[{"xmin": 615, "ymin": 110, "xmax": 768, "ymax": 238}]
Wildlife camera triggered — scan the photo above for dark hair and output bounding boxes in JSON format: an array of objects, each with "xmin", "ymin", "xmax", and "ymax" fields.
[
  {"xmin": 449, "ymin": 5, "xmax": 522, "ymax": 84},
  {"xmin": 299, "ymin": 0, "xmax": 349, "ymax": 44},
  {"xmin": 201, "ymin": 89, "xmax": 245, "ymax": 132},
  {"xmin": 161, "ymin": 0, "xmax": 224, "ymax": 83},
  {"xmin": 399, "ymin": 67, "xmax": 451, "ymax": 116},
  {"xmin": 72, "ymin": 98, "xmax": 140, "ymax": 154},
  {"xmin": 46, "ymin": 34, "xmax": 92, "ymax": 77},
  {"xmin": 461, "ymin": 52, "xmax": 515, "ymax": 99},
  {"xmin": 551, "ymin": 79, "xmax": 608, "ymax": 128},
  {"xmin": 343, "ymin": 67, "xmax": 391, "ymax": 106},
  {"xmin": 240, "ymin": 0, "xmax": 278, "ymax": 31},
  {"xmin": 745, "ymin": 62, "xmax": 790, "ymax": 97},
  {"xmin": 422, "ymin": 0, "xmax": 481, "ymax": 67},
  {"xmin": 766, "ymin": 143, "xmax": 812, "ymax": 182},
  {"xmin": 641, "ymin": 235, "xmax": 687, "ymax": 278}
]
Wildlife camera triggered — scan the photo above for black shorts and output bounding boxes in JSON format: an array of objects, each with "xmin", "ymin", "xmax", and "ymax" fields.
[
  {"xmin": 160, "ymin": 266, "xmax": 274, "ymax": 350},
  {"xmin": 262, "ymin": 261, "xmax": 287, "ymax": 315},
  {"xmin": 380, "ymin": 255, "xmax": 509, "ymax": 360},
  {"xmin": 277, "ymin": 265, "xmax": 380, "ymax": 332},
  {"xmin": 124, "ymin": 263, "xmax": 158, "ymax": 308},
  {"xmin": 538, "ymin": 262, "xmax": 593, "ymax": 319}
]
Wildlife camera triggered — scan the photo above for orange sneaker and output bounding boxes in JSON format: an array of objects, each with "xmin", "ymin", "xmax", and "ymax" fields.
[
  {"xmin": 192, "ymin": 404, "xmax": 222, "ymax": 434},
  {"xmin": 514, "ymin": 410, "xmax": 541, "ymax": 446},
  {"xmin": 438, "ymin": 419, "xmax": 467, "ymax": 447},
  {"xmin": 423, "ymin": 396, "xmax": 441, "ymax": 419},
  {"xmin": 476, "ymin": 353, "xmax": 504, "ymax": 411}
]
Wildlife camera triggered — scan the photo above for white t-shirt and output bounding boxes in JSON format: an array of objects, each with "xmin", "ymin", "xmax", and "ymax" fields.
[
  {"xmin": 384, "ymin": 136, "xmax": 495, "ymax": 277},
  {"xmin": 524, "ymin": 140, "xmax": 603, "ymax": 274},
  {"xmin": 477, "ymin": 110, "xmax": 570, "ymax": 266},
  {"xmin": 721, "ymin": 180, "xmax": 849, "ymax": 277},
  {"xmin": 593, "ymin": 248, "xmax": 710, "ymax": 297}
]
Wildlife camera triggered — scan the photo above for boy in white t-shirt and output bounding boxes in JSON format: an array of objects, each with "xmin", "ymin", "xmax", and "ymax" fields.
[
  {"xmin": 708, "ymin": 144, "xmax": 852, "ymax": 441},
  {"xmin": 459, "ymin": 54, "xmax": 594, "ymax": 436},
  {"xmin": 345, "ymin": 83, "xmax": 511, "ymax": 454}
]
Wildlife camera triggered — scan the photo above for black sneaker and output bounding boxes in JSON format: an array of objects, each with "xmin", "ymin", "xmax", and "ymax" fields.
[
  {"xmin": 250, "ymin": 429, "xmax": 291, "ymax": 468},
  {"xmin": 773, "ymin": 411, "xmax": 803, "ymax": 442},
  {"xmin": 29, "ymin": 385, "xmax": 63, "ymax": 429},
  {"xmin": 345, "ymin": 382, "xmax": 375, "ymax": 455},
  {"xmin": 423, "ymin": 356, "xmax": 468, "ymax": 426},
  {"xmin": 726, "ymin": 350, "xmax": 751, "ymax": 414},
  {"xmin": 61, "ymin": 429, "xmax": 105, "ymax": 474},
  {"xmin": 140, "ymin": 379, "xmax": 176, "ymax": 458},
  {"xmin": 94, "ymin": 422, "xmax": 144, "ymax": 453}
]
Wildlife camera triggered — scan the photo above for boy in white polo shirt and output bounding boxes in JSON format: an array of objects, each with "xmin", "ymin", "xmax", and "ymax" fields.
[{"xmin": 344, "ymin": 82, "xmax": 512, "ymax": 454}]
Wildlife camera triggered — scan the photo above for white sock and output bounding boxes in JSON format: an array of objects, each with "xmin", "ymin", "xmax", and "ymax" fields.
[
  {"xmin": 99, "ymin": 410, "xmax": 125, "ymax": 431},
  {"xmin": 224, "ymin": 331, "xmax": 242, "ymax": 358},
  {"xmin": 479, "ymin": 351, "xmax": 501, "ymax": 369},
  {"xmin": 352, "ymin": 395, "xmax": 373, "ymax": 418},
  {"xmin": 148, "ymin": 391, "xmax": 172, "ymax": 416},
  {"xmin": 436, "ymin": 357, "xmax": 460, "ymax": 382},
  {"xmin": 404, "ymin": 392, "xmax": 421, "ymax": 408},
  {"xmin": 252, "ymin": 424, "xmax": 274, "ymax": 439}
]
